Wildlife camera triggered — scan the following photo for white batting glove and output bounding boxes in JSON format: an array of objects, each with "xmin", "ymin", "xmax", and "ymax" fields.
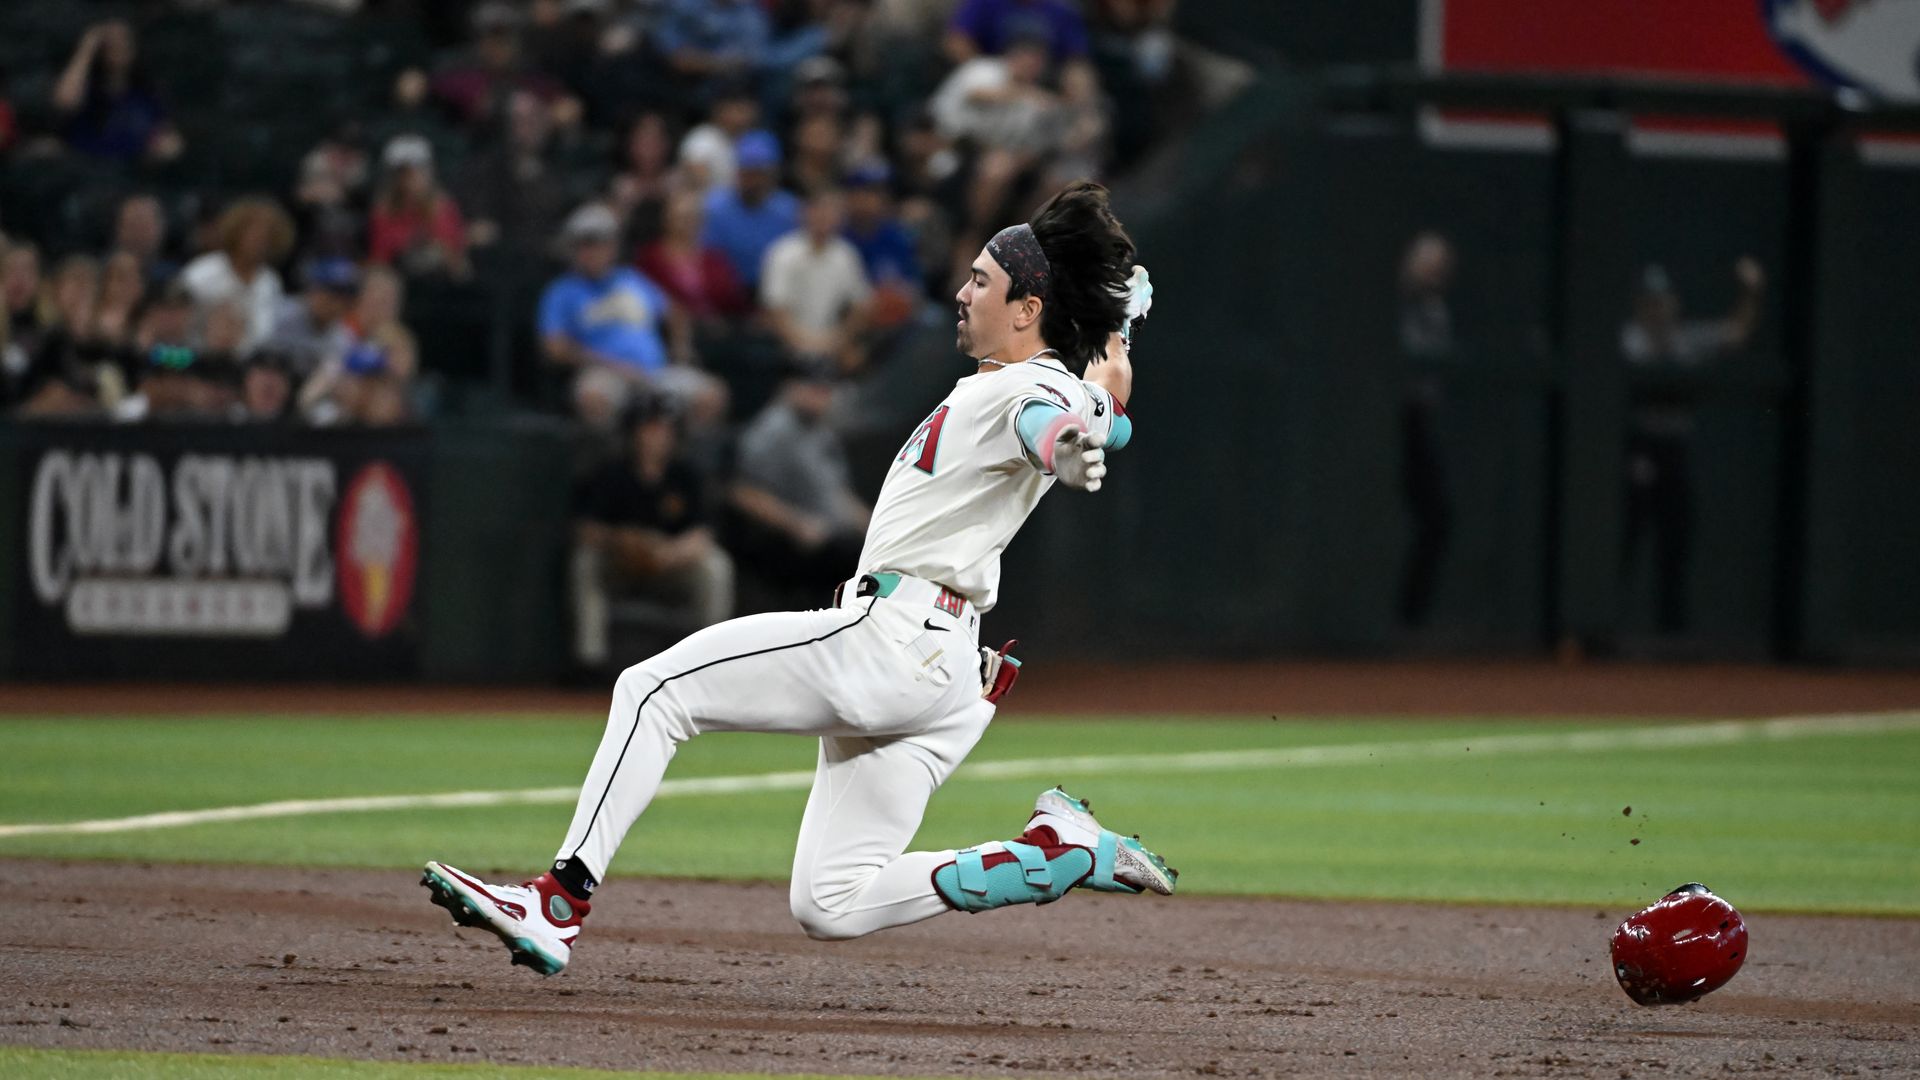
[
  {"xmin": 1121, "ymin": 265, "xmax": 1152, "ymax": 344},
  {"xmin": 1052, "ymin": 427, "xmax": 1107, "ymax": 492}
]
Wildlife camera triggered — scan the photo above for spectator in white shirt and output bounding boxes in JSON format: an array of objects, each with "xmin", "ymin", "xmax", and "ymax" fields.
[
  {"xmin": 928, "ymin": 27, "xmax": 1078, "ymax": 283},
  {"xmin": 930, "ymin": 31, "xmax": 1060, "ymax": 155},
  {"xmin": 179, "ymin": 197, "xmax": 295, "ymax": 352},
  {"xmin": 759, "ymin": 188, "xmax": 872, "ymax": 376},
  {"xmin": 677, "ymin": 82, "xmax": 760, "ymax": 192}
]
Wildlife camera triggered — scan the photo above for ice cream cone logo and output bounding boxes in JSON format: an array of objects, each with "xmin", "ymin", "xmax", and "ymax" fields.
[
  {"xmin": 336, "ymin": 462, "xmax": 418, "ymax": 639},
  {"xmin": 350, "ymin": 480, "xmax": 401, "ymax": 628},
  {"xmin": 363, "ymin": 562, "xmax": 391, "ymax": 628}
]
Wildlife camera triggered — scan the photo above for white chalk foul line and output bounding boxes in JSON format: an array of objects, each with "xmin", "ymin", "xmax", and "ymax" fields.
[
  {"xmin": 1, "ymin": 711, "xmax": 1914, "ymax": 840},
  {"xmin": 0, "ymin": 770, "xmax": 823, "ymax": 839}
]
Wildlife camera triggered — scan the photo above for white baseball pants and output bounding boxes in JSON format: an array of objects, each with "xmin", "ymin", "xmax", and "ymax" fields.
[{"xmin": 554, "ymin": 575, "xmax": 995, "ymax": 940}]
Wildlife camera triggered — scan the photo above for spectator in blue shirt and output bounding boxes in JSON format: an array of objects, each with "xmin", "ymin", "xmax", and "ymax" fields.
[
  {"xmin": 841, "ymin": 163, "xmax": 922, "ymax": 329},
  {"xmin": 700, "ymin": 131, "xmax": 800, "ymax": 291},
  {"xmin": 651, "ymin": 0, "xmax": 829, "ymax": 92},
  {"xmin": 653, "ymin": 0, "xmax": 770, "ymax": 81},
  {"xmin": 945, "ymin": 0, "xmax": 1090, "ymax": 65},
  {"xmin": 52, "ymin": 20, "xmax": 184, "ymax": 165},
  {"xmin": 842, "ymin": 164, "xmax": 919, "ymax": 285},
  {"xmin": 541, "ymin": 203, "xmax": 725, "ymax": 432}
]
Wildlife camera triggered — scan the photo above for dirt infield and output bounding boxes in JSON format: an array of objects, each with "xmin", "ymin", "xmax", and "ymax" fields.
[
  {"xmin": 5, "ymin": 659, "xmax": 1920, "ymax": 718},
  {"xmin": 5, "ymin": 667, "xmax": 1916, "ymax": 1077},
  {"xmin": 3, "ymin": 859, "xmax": 1914, "ymax": 1078}
]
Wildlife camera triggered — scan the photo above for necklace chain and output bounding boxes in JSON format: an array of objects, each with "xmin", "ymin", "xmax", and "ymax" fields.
[{"xmin": 977, "ymin": 348, "xmax": 1060, "ymax": 370}]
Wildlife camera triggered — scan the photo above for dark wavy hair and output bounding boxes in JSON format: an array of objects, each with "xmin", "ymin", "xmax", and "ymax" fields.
[{"xmin": 1016, "ymin": 181, "xmax": 1135, "ymax": 365}]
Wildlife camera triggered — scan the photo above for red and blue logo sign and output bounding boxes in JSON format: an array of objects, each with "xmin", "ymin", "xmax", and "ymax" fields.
[
  {"xmin": 1428, "ymin": 0, "xmax": 1918, "ymax": 101},
  {"xmin": 1763, "ymin": 0, "xmax": 1920, "ymax": 101}
]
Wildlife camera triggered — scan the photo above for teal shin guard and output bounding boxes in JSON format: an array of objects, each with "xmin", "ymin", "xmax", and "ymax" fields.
[{"xmin": 933, "ymin": 842, "xmax": 1095, "ymax": 913}]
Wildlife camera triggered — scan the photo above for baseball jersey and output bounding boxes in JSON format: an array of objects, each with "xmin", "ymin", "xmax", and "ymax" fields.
[{"xmin": 857, "ymin": 356, "xmax": 1123, "ymax": 612}]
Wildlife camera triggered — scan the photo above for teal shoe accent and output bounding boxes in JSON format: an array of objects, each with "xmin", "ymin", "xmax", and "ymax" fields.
[
  {"xmin": 935, "ymin": 843, "xmax": 1093, "ymax": 913},
  {"xmin": 1084, "ymin": 831, "xmax": 1144, "ymax": 894},
  {"xmin": 508, "ymin": 937, "xmax": 564, "ymax": 975},
  {"xmin": 1040, "ymin": 785, "xmax": 1085, "ymax": 810}
]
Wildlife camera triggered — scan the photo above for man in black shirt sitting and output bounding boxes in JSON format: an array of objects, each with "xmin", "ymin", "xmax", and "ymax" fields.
[{"xmin": 571, "ymin": 394, "xmax": 735, "ymax": 671}]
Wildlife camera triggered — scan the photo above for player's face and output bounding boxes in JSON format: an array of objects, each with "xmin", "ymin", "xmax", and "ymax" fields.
[{"xmin": 955, "ymin": 251, "xmax": 1010, "ymax": 359}]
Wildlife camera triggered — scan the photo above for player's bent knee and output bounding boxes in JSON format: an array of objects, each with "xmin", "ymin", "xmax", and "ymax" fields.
[
  {"xmin": 795, "ymin": 915, "xmax": 859, "ymax": 942},
  {"xmin": 787, "ymin": 878, "xmax": 872, "ymax": 941},
  {"xmin": 613, "ymin": 660, "xmax": 658, "ymax": 699},
  {"xmin": 612, "ymin": 662, "xmax": 702, "ymax": 743},
  {"xmin": 789, "ymin": 897, "xmax": 863, "ymax": 942}
]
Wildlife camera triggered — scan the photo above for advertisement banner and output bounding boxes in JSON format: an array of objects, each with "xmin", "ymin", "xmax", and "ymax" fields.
[
  {"xmin": 10, "ymin": 424, "xmax": 427, "ymax": 679},
  {"xmin": 1425, "ymin": 0, "xmax": 1809, "ymax": 87},
  {"xmin": 1421, "ymin": 0, "xmax": 1920, "ymax": 152}
]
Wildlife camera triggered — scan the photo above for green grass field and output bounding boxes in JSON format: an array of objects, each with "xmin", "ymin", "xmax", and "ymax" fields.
[{"xmin": 1, "ymin": 710, "xmax": 1915, "ymax": 914}]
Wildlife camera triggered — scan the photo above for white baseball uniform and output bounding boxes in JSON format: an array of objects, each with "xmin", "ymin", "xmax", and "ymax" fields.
[{"xmin": 555, "ymin": 354, "xmax": 1123, "ymax": 940}]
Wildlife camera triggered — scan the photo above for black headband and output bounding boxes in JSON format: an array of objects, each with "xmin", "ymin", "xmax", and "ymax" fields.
[{"xmin": 986, "ymin": 223, "xmax": 1051, "ymax": 300}]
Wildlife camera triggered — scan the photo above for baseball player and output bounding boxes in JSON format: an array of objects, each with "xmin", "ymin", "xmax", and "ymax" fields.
[{"xmin": 423, "ymin": 181, "xmax": 1173, "ymax": 975}]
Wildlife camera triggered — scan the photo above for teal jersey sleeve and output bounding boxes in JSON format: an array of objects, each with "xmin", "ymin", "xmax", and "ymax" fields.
[
  {"xmin": 1017, "ymin": 399, "xmax": 1134, "ymax": 460},
  {"xmin": 1015, "ymin": 399, "xmax": 1065, "ymax": 460}
]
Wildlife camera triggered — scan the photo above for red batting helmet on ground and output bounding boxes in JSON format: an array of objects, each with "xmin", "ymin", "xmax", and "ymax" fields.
[{"xmin": 1610, "ymin": 883, "xmax": 1748, "ymax": 1005}]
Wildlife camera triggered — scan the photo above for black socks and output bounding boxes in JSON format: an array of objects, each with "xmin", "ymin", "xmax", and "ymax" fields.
[{"xmin": 550, "ymin": 858, "xmax": 597, "ymax": 902}]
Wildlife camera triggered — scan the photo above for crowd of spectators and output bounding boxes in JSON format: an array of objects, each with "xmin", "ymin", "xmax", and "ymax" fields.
[
  {"xmin": 3, "ymin": 194, "xmax": 415, "ymax": 425},
  {"xmin": 0, "ymin": 0, "xmax": 1238, "ymax": 664}
]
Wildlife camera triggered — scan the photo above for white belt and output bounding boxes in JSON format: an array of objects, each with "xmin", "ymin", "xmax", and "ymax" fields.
[{"xmin": 836, "ymin": 571, "xmax": 979, "ymax": 629}]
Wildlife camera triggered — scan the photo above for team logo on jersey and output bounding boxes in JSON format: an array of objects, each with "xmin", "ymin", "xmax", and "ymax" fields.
[
  {"xmin": 1764, "ymin": 0, "xmax": 1920, "ymax": 100},
  {"xmin": 898, "ymin": 405, "xmax": 951, "ymax": 475},
  {"xmin": 335, "ymin": 461, "xmax": 419, "ymax": 640},
  {"xmin": 1038, "ymin": 384, "xmax": 1072, "ymax": 410}
]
